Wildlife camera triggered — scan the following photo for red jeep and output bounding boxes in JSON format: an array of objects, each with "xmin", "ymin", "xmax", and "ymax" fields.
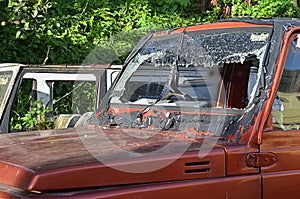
[{"xmin": 0, "ymin": 18, "xmax": 299, "ymax": 199}]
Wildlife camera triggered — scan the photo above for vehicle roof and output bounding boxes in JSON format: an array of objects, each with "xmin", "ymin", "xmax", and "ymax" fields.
[
  {"xmin": 0, "ymin": 63, "xmax": 24, "ymax": 67},
  {"xmin": 151, "ymin": 18, "xmax": 300, "ymax": 37},
  {"xmin": 0, "ymin": 63, "xmax": 122, "ymax": 70}
]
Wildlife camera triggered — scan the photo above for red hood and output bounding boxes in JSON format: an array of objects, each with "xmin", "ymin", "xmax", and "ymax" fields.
[{"xmin": 0, "ymin": 127, "xmax": 226, "ymax": 191}]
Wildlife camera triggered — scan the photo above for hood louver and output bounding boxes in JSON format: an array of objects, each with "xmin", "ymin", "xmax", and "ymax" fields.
[{"xmin": 184, "ymin": 161, "xmax": 211, "ymax": 174}]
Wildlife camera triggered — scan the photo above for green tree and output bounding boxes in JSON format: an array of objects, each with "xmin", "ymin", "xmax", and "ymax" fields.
[
  {"xmin": 210, "ymin": 0, "xmax": 299, "ymax": 19},
  {"xmin": 0, "ymin": 0, "xmax": 298, "ymax": 64}
]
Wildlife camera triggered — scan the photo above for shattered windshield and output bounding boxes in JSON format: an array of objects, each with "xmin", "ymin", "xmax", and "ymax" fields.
[{"xmin": 96, "ymin": 27, "xmax": 272, "ymax": 143}]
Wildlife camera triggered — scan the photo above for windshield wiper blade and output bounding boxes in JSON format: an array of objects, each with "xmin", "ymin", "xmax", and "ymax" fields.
[{"xmin": 160, "ymin": 28, "xmax": 187, "ymax": 99}]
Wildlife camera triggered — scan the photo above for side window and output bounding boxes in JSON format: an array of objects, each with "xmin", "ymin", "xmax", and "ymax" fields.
[
  {"xmin": 10, "ymin": 73, "xmax": 96, "ymax": 132},
  {"xmin": 272, "ymin": 38, "xmax": 300, "ymax": 130},
  {"xmin": 0, "ymin": 71, "xmax": 13, "ymax": 107},
  {"xmin": 51, "ymin": 80, "xmax": 96, "ymax": 115}
]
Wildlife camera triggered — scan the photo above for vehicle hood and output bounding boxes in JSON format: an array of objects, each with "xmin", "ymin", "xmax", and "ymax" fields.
[{"xmin": 0, "ymin": 126, "xmax": 226, "ymax": 191}]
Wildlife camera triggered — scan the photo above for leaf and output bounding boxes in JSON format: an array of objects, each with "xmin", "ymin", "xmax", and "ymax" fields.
[
  {"xmin": 24, "ymin": 22, "xmax": 29, "ymax": 30},
  {"xmin": 32, "ymin": 9, "xmax": 38, "ymax": 18},
  {"xmin": 16, "ymin": 30, "xmax": 22, "ymax": 39}
]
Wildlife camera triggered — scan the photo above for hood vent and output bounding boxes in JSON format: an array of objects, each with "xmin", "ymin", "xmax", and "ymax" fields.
[{"xmin": 184, "ymin": 161, "xmax": 211, "ymax": 174}]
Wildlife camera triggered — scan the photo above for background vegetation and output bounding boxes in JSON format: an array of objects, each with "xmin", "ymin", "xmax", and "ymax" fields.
[{"xmin": 1, "ymin": 0, "xmax": 299, "ymax": 65}]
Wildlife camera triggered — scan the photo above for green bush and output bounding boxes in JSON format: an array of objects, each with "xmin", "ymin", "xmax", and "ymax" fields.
[
  {"xmin": 1, "ymin": 0, "xmax": 298, "ymax": 65},
  {"xmin": 0, "ymin": 0, "xmax": 202, "ymax": 64},
  {"xmin": 11, "ymin": 100, "xmax": 53, "ymax": 131},
  {"xmin": 230, "ymin": 0, "xmax": 299, "ymax": 17}
]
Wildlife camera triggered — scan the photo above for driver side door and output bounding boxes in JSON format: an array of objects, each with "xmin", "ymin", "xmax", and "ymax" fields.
[{"xmin": 261, "ymin": 33, "xmax": 300, "ymax": 199}]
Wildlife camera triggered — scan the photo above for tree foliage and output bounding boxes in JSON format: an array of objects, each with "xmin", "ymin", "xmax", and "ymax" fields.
[
  {"xmin": 0, "ymin": 0, "xmax": 199, "ymax": 64},
  {"xmin": 1, "ymin": 0, "xmax": 298, "ymax": 65},
  {"xmin": 230, "ymin": 0, "xmax": 298, "ymax": 17}
]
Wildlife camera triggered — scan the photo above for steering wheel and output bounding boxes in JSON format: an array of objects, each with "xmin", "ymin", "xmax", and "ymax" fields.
[{"xmin": 165, "ymin": 92, "xmax": 195, "ymax": 101}]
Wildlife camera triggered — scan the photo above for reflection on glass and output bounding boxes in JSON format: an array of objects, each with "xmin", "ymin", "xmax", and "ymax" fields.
[{"xmin": 0, "ymin": 71, "xmax": 13, "ymax": 107}]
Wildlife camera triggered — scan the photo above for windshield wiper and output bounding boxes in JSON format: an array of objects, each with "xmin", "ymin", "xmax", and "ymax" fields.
[{"xmin": 158, "ymin": 27, "xmax": 195, "ymax": 101}]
